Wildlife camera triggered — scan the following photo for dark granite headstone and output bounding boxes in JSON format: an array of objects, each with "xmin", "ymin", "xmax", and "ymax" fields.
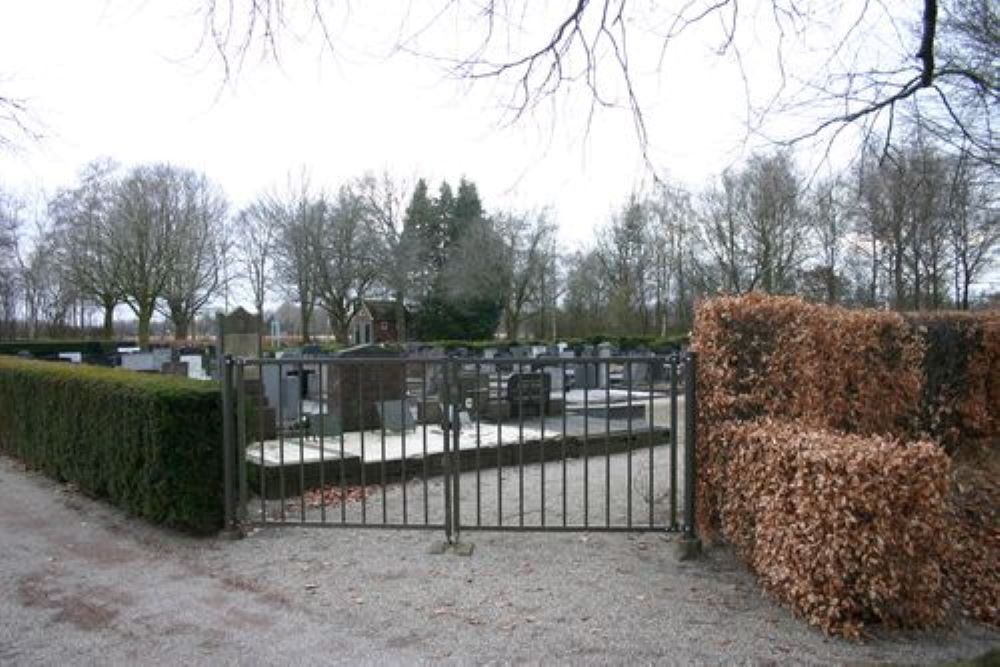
[
  {"xmin": 506, "ymin": 372, "xmax": 551, "ymax": 417},
  {"xmin": 327, "ymin": 345, "xmax": 405, "ymax": 431}
]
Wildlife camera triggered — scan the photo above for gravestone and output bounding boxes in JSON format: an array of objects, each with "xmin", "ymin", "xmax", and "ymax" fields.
[
  {"xmin": 624, "ymin": 357, "xmax": 649, "ymax": 386},
  {"xmin": 180, "ymin": 354, "xmax": 207, "ymax": 380},
  {"xmin": 506, "ymin": 372, "xmax": 552, "ymax": 418},
  {"xmin": 217, "ymin": 307, "xmax": 263, "ymax": 380},
  {"xmin": 327, "ymin": 344, "xmax": 406, "ymax": 431},
  {"xmin": 597, "ymin": 342, "xmax": 614, "ymax": 389},
  {"xmin": 494, "ymin": 350, "xmax": 514, "ymax": 373},
  {"xmin": 376, "ymin": 399, "xmax": 417, "ymax": 432},
  {"xmin": 262, "ymin": 365, "xmax": 302, "ymax": 419},
  {"xmin": 308, "ymin": 413, "xmax": 342, "ymax": 438},
  {"xmin": 161, "ymin": 361, "xmax": 189, "ymax": 377},
  {"xmin": 121, "ymin": 352, "xmax": 157, "ymax": 372},
  {"xmin": 573, "ymin": 346, "xmax": 599, "ymax": 389},
  {"xmin": 543, "ymin": 365, "xmax": 565, "ymax": 392}
]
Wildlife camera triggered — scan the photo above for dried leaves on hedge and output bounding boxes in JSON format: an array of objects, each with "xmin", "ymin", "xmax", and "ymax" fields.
[
  {"xmin": 690, "ymin": 294, "xmax": 999, "ymax": 637},
  {"xmin": 718, "ymin": 419, "xmax": 950, "ymax": 638}
]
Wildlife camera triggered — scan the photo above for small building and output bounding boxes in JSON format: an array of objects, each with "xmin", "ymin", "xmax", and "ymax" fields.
[{"xmin": 349, "ymin": 300, "xmax": 408, "ymax": 345}]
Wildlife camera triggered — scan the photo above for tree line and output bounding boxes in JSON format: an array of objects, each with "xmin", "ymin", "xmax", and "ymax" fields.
[{"xmin": 0, "ymin": 133, "xmax": 996, "ymax": 345}]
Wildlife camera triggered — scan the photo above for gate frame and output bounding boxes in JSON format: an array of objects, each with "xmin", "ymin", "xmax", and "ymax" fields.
[{"xmin": 220, "ymin": 352, "xmax": 699, "ymax": 544}]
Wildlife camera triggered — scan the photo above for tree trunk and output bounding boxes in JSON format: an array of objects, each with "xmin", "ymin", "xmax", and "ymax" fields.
[
  {"xmin": 300, "ymin": 301, "xmax": 312, "ymax": 343},
  {"xmin": 137, "ymin": 302, "xmax": 154, "ymax": 347},
  {"xmin": 172, "ymin": 315, "xmax": 189, "ymax": 341},
  {"xmin": 101, "ymin": 297, "xmax": 116, "ymax": 340},
  {"xmin": 394, "ymin": 290, "xmax": 407, "ymax": 342}
]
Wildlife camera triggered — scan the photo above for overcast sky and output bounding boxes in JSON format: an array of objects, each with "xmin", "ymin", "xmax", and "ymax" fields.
[{"xmin": 0, "ymin": 1, "xmax": 881, "ymax": 249}]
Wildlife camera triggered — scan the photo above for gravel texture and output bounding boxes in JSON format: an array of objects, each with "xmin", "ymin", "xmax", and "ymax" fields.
[{"xmin": 0, "ymin": 453, "xmax": 996, "ymax": 666}]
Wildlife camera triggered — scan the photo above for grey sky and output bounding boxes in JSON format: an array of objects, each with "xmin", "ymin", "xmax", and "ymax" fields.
[{"xmin": 0, "ymin": 1, "xmax": 895, "ymax": 247}]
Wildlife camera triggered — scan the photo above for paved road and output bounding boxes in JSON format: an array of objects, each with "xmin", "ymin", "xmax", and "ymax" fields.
[{"xmin": 0, "ymin": 454, "xmax": 996, "ymax": 666}]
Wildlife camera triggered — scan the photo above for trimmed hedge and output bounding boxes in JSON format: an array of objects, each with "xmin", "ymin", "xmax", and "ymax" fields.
[
  {"xmin": 718, "ymin": 419, "xmax": 950, "ymax": 638},
  {"xmin": 0, "ymin": 356, "xmax": 223, "ymax": 533},
  {"xmin": 691, "ymin": 294, "xmax": 999, "ymax": 635},
  {"xmin": 419, "ymin": 332, "xmax": 690, "ymax": 353},
  {"xmin": 906, "ymin": 312, "xmax": 1000, "ymax": 450},
  {"xmin": 0, "ymin": 340, "xmax": 132, "ymax": 358}
]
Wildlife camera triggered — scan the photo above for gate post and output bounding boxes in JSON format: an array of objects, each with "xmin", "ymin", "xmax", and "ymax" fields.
[
  {"xmin": 221, "ymin": 354, "xmax": 237, "ymax": 536},
  {"xmin": 678, "ymin": 351, "xmax": 702, "ymax": 560},
  {"xmin": 441, "ymin": 360, "xmax": 453, "ymax": 545}
]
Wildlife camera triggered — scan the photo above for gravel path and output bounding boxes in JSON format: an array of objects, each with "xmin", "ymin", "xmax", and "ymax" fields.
[{"xmin": 0, "ymin": 453, "xmax": 996, "ymax": 666}]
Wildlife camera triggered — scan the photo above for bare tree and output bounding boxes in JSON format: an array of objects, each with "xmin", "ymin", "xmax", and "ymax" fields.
[
  {"xmin": 157, "ymin": 171, "xmax": 228, "ymax": 340},
  {"xmin": 111, "ymin": 164, "xmax": 218, "ymax": 346},
  {"xmin": 312, "ymin": 185, "xmax": 382, "ymax": 343},
  {"xmin": 270, "ymin": 174, "xmax": 322, "ymax": 341},
  {"xmin": 235, "ymin": 201, "xmax": 277, "ymax": 335},
  {"xmin": 946, "ymin": 152, "xmax": 1000, "ymax": 308},
  {"xmin": 0, "ymin": 187, "xmax": 22, "ymax": 338},
  {"xmin": 493, "ymin": 210, "xmax": 557, "ymax": 338},
  {"xmin": 649, "ymin": 182, "xmax": 697, "ymax": 331},
  {"xmin": 192, "ymin": 1, "xmax": 998, "ymax": 167},
  {"xmin": 48, "ymin": 159, "xmax": 123, "ymax": 339},
  {"xmin": 356, "ymin": 172, "xmax": 416, "ymax": 341},
  {"xmin": 697, "ymin": 152, "xmax": 807, "ymax": 295},
  {"xmin": 596, "ymin": 197, "xmax": 655, "ymax": 333}
]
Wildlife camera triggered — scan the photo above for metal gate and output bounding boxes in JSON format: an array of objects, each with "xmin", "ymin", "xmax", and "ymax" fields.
[{"xmin": 220, "ymin": 353, "xmax": 697, "ymax": 544}]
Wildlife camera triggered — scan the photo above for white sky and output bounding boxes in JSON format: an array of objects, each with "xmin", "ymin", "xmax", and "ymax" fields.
[{"xmin": 0, "ymin": 1, "xmax": 891, "ymax": 249}]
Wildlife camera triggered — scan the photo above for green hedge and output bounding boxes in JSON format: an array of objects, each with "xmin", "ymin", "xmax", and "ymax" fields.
[
  {"xmin": 0, "ymin": 340, "xmax": 133, "ymax": 358},
  {"xmin": 422, "ymin": 332, "xmax": 690, "ymax": 353},
  {"xmin": 0, "ymin": 357, "xmax": 223, "ymax": 533}
]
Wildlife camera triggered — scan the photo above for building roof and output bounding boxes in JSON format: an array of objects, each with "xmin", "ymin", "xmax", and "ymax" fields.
[{"xmin": 363, "ymin": 299, "xmax": 404, "ymax": 321}]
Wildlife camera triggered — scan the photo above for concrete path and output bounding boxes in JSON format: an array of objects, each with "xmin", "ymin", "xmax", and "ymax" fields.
[{"xmin": 1, "ymin": 454, "xmax": 996, "ymax": 666}]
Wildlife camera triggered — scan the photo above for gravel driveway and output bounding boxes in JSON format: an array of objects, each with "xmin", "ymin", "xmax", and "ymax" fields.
[{"xmin": 0, "ymin": 454, "xmax": 995, "ymax": 666}]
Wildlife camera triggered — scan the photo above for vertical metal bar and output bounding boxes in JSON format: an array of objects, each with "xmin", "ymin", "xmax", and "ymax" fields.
[
  {"xmin": 605, "ymin": 360, "xmax": 611, "ymax": 528},
  {"xmin": 379, "ymin": 361, "xmax": 387, "ymax": 525},
  {"xmin": 278, "ymin": 359, "xmax": 286, "ymax": 522},
  {"xmin": 237, "ymin": 361, "xmax": 248, "ymax": 525},
  {"xmin": 422, "ymin": 361, "xmax": 428, "ymax": 524},
  {"xmin": 258, "ymin": 360, "xmax": 266, "ymax": 522},
  {"xmin": 318, "ymin": 362, "xmax": 326, "ymax": 524},
  {"xmin": 583, "ymin": 359, "xmax": 589, "ymax": 529},
  {"xmin": 222, "ymin": 356, "xmax": 235, "ymax": 531},
  {"xmin": 401, "ymin": 360, "xmax": 407, "ymax": 526},
  {"xmin": 442, "ymin": 360, "xmax": 453, "ymax": 543},
  {"xmin": 475, "ymin": 361, "xmax": 481, "ymax": 528},
  {"xmin": 539, "ymin": 359, "xmax": 546, "ymax": 528},
  {"xmin": 561, "ymin": 359, "xmax": 567, "ymax": 527},
  {"xmin": 359, "ymin": 364, "xmax": 366, "ymax": 525},
  {"xmin": 451, "ymin": 360, "xmax": 462, "ymax": 543},
  {"xmin": 339, "ymin": 362, "xmax": 347, "ymax": 525},
  {"xmin": 496, "ymin": 364, "xmax": 502, "ymax": 527},
  {"xmin": 670, "ymin": 355, "xmax": 679, "ymax": 530},
  {"xmin": 626, "ymin": 359, "xmax": 633, "ymax": 529},
  {"xmin": 517, "ymin": 359, "xmax": 525, "ymax": 528},
  {"xmin": 648, "ymin": 359, "xmax": 655, "ymax": 528},
  {"xmin": 684, "ymin": 352, "xmax": 698, "ymax": 539},
  {"xmin": 298, "ymin": 360, "xmax": 306, "ymax": 523}
]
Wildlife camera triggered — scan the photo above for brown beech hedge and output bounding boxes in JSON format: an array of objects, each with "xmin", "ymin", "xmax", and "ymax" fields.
[
  {"xmin": 692, "ymin": 293, "xmax": 998, "ymax": 636},
  {"xmin": 718, "ymin": 419, "xmax": 949, "ymax": 638}
]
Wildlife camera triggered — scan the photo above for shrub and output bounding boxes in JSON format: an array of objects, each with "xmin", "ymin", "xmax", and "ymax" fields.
[
  {"xmin": 906, "ymin": 311, "xmax": 1000, "ymax": 450},
  {"xmin": 0, "ymin": 340, "xmax": 131, "ymax": 359},
  {"xmin": 717, "ymin": 419, "xmax": 951, "ymax": 638},
  {"xmin": 692, "ymin": 294, "xmax": 925, "ymax": 537},
  {"xmin": 0, "ymin": 356, "xmax": 223, "ymax": 533},
  {"xmin": 691, "ymin": 294, "xmax": 999, "ymax": 635}
]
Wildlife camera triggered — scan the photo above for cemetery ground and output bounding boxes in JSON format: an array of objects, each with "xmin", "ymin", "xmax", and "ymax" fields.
[{"xmin": 1, "ymin": 455, "xmax": 997, "ymax": 665}]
